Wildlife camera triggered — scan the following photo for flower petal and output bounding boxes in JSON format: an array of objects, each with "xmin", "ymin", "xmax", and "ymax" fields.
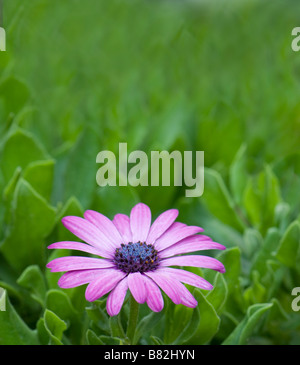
[
  {"xmin": 159, "ymin": 237, "xmax": 226, "ymax": 258},
  {"xmin": 154, "ymin": 225, "xmax": 204, "ymax": 251},
  {"xmin": 172, "ymin": 280, "xmax": 198, "ymax": 308},
  {"xmin": 130, "ymin": 203, "xmax": 151, "ymax": 242},
  {"xmin": 46, "ymin": 256, "xmax": 114, "ymax": 272},
  {"xmin": 127, "ymin": 272, "xmax": 147, "ymax": 304},
  {"xmin": 85, "ymin": 269, "xmax": 126, "ymax": 302},
  {"xmin": 48, "ymin": 241, "xmax": 104, "ymax": 257},
  {"xmin": 157, "ymin": 267, "xmax": 213, "ymax": 290},
  {"xmin": 62, "ymin": 216, "xmax": 115, "ymax": 256},
  {"xmin": 113, "ymin": 213, "xmax": 133, "ymax": 243},
  {"xmin": 148, "ymin": 269, "xmax": 197, "ymax": 308},
  {"xmin": 84, "ymin": 210, "xmax": 123, "ymax": 248},
  {"xmin": 58, "ymin": 268, "xmax": 110, "ymax": 288},
  {"xmin": 106, "ymin": 277, "xmax": 128, "ymax": 316},
  {"xmin": 146, "ymin": 209, "xmax": 179, "ymax": 244},
  {"xmin": 145, "ymin": 271, "xmax": 181, "ymax": 304},
  {"xmin": 143, "ymin": 275, "xmax": 164, "ymax": 312},
  {"xmin": 160, "ymin": 255, "xmax": 226, "ymax": 273}
]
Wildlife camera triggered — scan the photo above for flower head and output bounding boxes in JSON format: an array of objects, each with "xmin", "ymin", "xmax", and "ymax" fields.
[{"xmin": 46, "ymin": 203, "xmax": 225, "ymax": 316}]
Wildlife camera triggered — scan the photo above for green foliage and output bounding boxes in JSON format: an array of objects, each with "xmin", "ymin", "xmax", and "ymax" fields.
[{"xmin": 0, "ymin": 0, "xmax": 299, "ymax": 345}]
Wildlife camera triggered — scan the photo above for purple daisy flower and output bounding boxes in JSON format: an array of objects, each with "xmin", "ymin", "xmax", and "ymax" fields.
[{"xmin": 46, "ymin": 203, "xmax": 225, "ymax": 316}]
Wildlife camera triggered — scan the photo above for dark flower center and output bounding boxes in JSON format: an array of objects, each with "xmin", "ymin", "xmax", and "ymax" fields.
[{"xmin": 113, "ymin": 241, "xmax": 160, "ymax": 273}]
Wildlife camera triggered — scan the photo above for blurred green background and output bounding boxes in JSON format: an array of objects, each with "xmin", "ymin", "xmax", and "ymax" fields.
[{"xmin": 0, "ymin": 0, "xmax": 300, "ymax": 345}]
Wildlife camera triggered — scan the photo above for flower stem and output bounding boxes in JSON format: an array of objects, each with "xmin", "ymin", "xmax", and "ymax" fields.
[{"xmin": 126, "ymin": 294, "xmax": 139, "ymax": 345}]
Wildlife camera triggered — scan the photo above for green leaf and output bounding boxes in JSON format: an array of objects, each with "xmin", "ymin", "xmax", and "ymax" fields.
[
  {"xmin": 17, "ymin": 265, "xmax": 47, "ymax": 307},
  {"xmin": 242, "ymin": 228, "xmax": 263, "ymax": 259},
  {"xmin": 1, "ymin": 178, "xmax": 56, "ymax": 272},
  {"xmin": 150, "ymin": 336, "xmax": 165, "ymax": 345},
  {"xmin": 93, "ymin": 185, "xmax": 139, "ymax": 218},
  {"xmin": 243, "ymin": 166, "xmax": 281, "ymax": 234},
  {"xmin": 0, "ymin": 77, "xmax": 30, "ymax": 118},
  {"xmin": 206, "ymin": 272, "xmax": 228, "ymax": 314},
  {"xmin": 45, "ymin": 289, "xmax": 82, "ymax": 344},
  {"xmin": 182, "ymin": 289, "xmax": 220, "ymax": 345},
  {"xmin": 0, "ymin": 289, "xmax": 39, "ymax": 344},
  {"xmin": 86, "ymin": 329, "xmax": 104, "ymax": 345},
  {"xmin": 133, "ymin": 309, "xmax": 164, "ymax": 344},
  {"xmin": 98, "ymin": 335, "xmax": 123, "ymax": 345},
  {"xmin": 229, "ymin": 144, "xmax": 248, "ymax": 205},
  {"xmin": 276, "ymin": 221, "xmax": 300, "ymax": 268},
  {"xmin": 86, "ymin": 300, "xmax": 110, "ymax": 334},
  {"xmin": 109, "ymin": 315, "xmax": 126, "ymax": 339},
  {"xmin": 63, "ymin": 126, "xmax": 100, "ymax": 208},
  {"xmin": 0, "ymin": 128, "xmax": 49, "ymax": 183},
  {"xmin": 42, "ymin": 309, "xmax": 67, "ymax": 345},
  {"xmin": 222, "ymin": 303, "xmax": 273, "ymax": 345},
  {"xmin": 164, "ymin": 289, "xmax": 220, "ymax": 345},
  {"xmin": 214, "ymin": 247, "xmax": 245, "ymax": 317},
  {"xmin": 201, "ymin": 168, "xmax": 246, "ymax": 231},
  {"xmin": 23, "ymin": 159, "xmax": 55, "ymax": 202},
  {"xmin": 0, "ymin": 287, "xmax": 6, "ymax": 312},
  {"xmin": 54, "ymin": 196, "xmax": 84, "ymax": 242},
  {"xmin": 243, "ymin": 271, "xmax": 266, "ymax": 307},
  {"xmin": 251, "ymin": 227, "xmax": 281, "ymax": 275}
]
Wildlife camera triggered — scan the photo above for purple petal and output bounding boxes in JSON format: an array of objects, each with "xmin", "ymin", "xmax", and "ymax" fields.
[
  {"xmin": 62, "ymin": 216, "xmax": 115, "ymax": 256},
  {"xmin": 157, "ymin": 267, "xmax": 213, "ymax": 290},
  {"xmin": 154, "ymin": 225, "xmax": 204, "ymax": 251},
  {"xmin": 143, "ymin": 275, "xmax": 164, "ymax": 312},
  {"xmin": 146, "ymin": 209, "xmax": 179, "ymax": 244},
  {"xmin": 130, "ymin": 203, "xmax": 151, "ymax": 242},
  {"xmin": 160, "ymin": 255, "xmax": 226, "ymax": 273},
  {"xmin": 159, "ymin": 237, "xmax": 226, "ymax": 258},
  {"xmin": 148, "ymin": 269, "xmax": 197, "ymax": 308},
  {"xmin": 46, "ymin": 256, "xmax": 114, "ymax": 272},
  {"xmin": 145, "ymin": 271, "xmax": 181, "ymax": 304},
  {"xmin": 106, "ymin": 277, "xmax": 128, "ymax": 316},
  {"xmin": 172, "ymin": 280, "xmax": 198, "ymax": 308},
  {"xmin": 127, "ymin": 272, "xmax": 147, "ymax": 304},
  {"xmin": 58, "ymin": 268, "xmax": 111, "ymax": 288},
  {"xmin": 48, "ymin": 241, "xmax": 105, "ymax": 257},
  {"xmin": 113, "ymin": 213, "xmax": 132, "ymax": 243},
  {"xmin": 85, "ymin": 269, "xmax": 126, "ymax": 302},
  {"xmin": 84, "ymin": 210, "xmax": 123, "ymax": 247}
]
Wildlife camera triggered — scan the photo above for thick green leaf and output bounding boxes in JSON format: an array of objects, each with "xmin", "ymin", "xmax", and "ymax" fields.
[
  {"xmin": 41, "ymin": 309, "xmax": 67, "ymax": 345},
  {"xmin": 17, "ymin": 265, "xmax": 47, "ymax": 307},
  {"xmin": 201, "ymin": 168, "xmax": 246, "ymax": 232},
  {"xmin": 23, "ymin": 159, "xmax": 55, "ymax": 202},
  {"xmin": 0, "ymin": 77, "xmax": 30, "ymax": 118},
  {"xmin": 133, "ymin": 309, "xmax": 164, "ymax": 344},
  {"xmin": 243, "ymin": 166, "xmax": 281, "ymax": 234},
  {"xmin": 182, "ymin": 289, "xmax": 220, "ymax": 345},
  {"xmin": 86, "ymin": 300, "xmax": 110, "ymax": 334},
  {"xmin": 251, "ymin": 227, "xmax": 281, "ymax": 275},
  {"xmin": 86, "ymin": 329, "xmax": 104, "ymax": 345},
  {"xmin": 206, "ymin": 272, "xmax": 228, "ymax": 314},
  {"xmin": 45, "ymin": 289, "xmax": 82, "ymax": 344},
  {"xmin": 242, "ymin": 228, "xmax": 263, "ymax": 259},
  {"xmin": 229, "ymin": 143, "xmax": 248, "ymax": 205},
  {"xmin": 0, "ymin": 289, "xmax": 39, "ymax": 344},
  {"xmin": 0, "ymin": 288, "xmax": 6, "ymax": 311},
  {"xmin": 0, "ymin": 128, "xmax": 49, "ymax": 183},
  {"xmin": 1, "ymin": 179, "xmax": 56, "ymax": 272},
  {"xmin": 222, "ymin": 302, "xmax": 273, "ymax": 345},
  {"xmin": 214, "ymin": 247, "xmax": 245, "ymax": 317},
  {"xmin": 276, "ymin": 221, "xmax": 300, "ymax": 268},
  {"xmin": 243, "ymin": 271, "xmax": 266, "ymax": 307},
  {"xmin": 63, "ymin": 127, "xmax": 100, "ymax": 208}
]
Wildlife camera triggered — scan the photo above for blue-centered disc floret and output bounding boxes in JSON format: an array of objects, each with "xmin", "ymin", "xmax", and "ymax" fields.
[{"xmin": 113, "ymin": 241, "xmax": 160, "ymax": 273}]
